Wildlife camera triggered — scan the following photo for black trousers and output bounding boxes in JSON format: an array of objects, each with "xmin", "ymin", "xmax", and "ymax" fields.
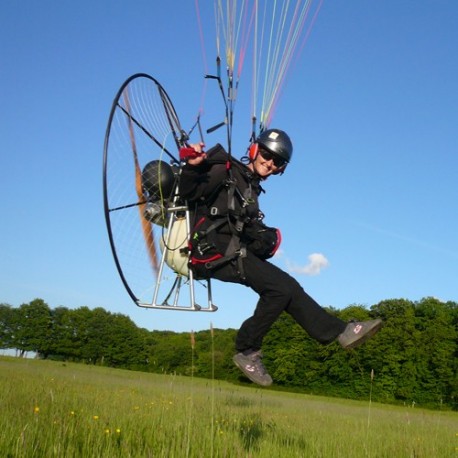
[{"xmin": 211, "ymin": 251, "xmax": 347, "ymax": 352}]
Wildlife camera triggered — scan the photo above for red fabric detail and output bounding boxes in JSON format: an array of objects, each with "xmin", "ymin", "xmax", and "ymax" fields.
[
  {"xmin": 179, "ymin": 147, "xmax": 202, "ymax": 160},
  {"xmin": 190, "ymin": 254, "xmax": 223, "ymax": 265},
  {"xmin": 271, "ymin": 228, "xmax": 282, "ymax": 256}
]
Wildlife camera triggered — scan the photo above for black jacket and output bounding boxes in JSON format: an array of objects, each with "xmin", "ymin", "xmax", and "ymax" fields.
[
  {"xmin": 179, "ymin": 144, "xmax": 264, "ymax": 232},
  {"xmin": 179, "ymin": 144, "xmax": 281, "ymax": 271}
]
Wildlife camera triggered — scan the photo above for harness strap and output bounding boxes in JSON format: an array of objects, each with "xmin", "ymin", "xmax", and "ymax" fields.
[
  {"xmin": 204, "ymin": 246, "xmax": 247, "ymax": 279},
  {"xmin": 197, "ymin": 217, "xmax": 227, "ymax": 237},
  {"xmin": 227, "ymin": 178, "xmax": 236, "ymax": 213}
]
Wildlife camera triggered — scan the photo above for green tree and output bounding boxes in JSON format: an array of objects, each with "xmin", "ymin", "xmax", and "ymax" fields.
[
  {"xmin": 47, "ymin": 306, "xmax": 75, "ymax": 359},
  {"xmin": 15, "ymin": 299, "xmax": 52, "ymax": 357},
  {"xmin": 194, "ymin": 328, "xmax": 238, "ymax": 380},
  {"xmin": 148, "ymin": 331, "xmax": 191, "ymax": 374},
  {"xmin": 104, "ymin": 313, "xmax": 148, "ymax": 369},
  {"xmin": 82, "ymin": 307, "xmax": 114, "ymax": 364},
  {"xmin": 264, "ymin": 314, "xmax": 313, "ymax": 386},
  {"xmin": 0, "ymin": 303, "xmax": 16, "ymax": 349},
  {"xmin": 415, "ymin": 297, "xmax": 457, "ymax": 406},
  {"xmin": 370, "ymin": 299, "xmax": 422, "ymax": 403}
]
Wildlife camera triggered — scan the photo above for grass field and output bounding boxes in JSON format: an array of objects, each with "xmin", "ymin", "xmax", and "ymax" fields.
[{"xmin": 0, "ymin": 356, "xmax": 456, "ymax": 457}]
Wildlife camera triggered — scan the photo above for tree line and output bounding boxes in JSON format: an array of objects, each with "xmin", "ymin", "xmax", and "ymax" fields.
[{"xmin": 0, "ymin": 297, "xmax": 456, "ymax": 410}]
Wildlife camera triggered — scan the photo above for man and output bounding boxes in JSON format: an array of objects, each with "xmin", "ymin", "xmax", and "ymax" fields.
[{"xmin": 179, "ymin": 129, "xmax": 382, "ymax": 386}]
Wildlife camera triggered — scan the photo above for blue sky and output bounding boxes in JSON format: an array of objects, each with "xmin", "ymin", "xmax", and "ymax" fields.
[{"xmin": 1, "ymin": 1, "xmax": 457, "ymax": 334}]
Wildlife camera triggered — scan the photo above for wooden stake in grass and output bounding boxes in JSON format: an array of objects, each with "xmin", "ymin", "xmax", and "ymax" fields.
[
  {"xmin": 210, "ymin": 322, "xmax": 215, "ymax": 458},
  {"xmin": 186, "ymin": 330, "xmax": 196, "ymax": 458},
  {"xmin": 210, "ymin": 323, "xmax": 215, "ymax": 381},
  {"xmin": 190, "ymin": 330, "xmax": 196, "ymax": 351},
  {"xmin": 367, "ymin": 368, "xmax": 374, "ymax": 429}
]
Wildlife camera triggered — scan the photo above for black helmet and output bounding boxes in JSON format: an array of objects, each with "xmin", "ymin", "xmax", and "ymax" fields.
[{"xmin": 256, "ymin": 128, "xmax": 293, "ymax": 163}]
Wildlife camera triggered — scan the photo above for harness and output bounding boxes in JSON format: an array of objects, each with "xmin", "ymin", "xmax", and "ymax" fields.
[{"xmin": 188, "ymin": 161, "xmax": 256, "ymax": 280}]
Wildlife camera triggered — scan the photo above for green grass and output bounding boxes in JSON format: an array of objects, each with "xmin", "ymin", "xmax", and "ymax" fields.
[{"xmin": 0, "ymin": 356, "xmax": 456, "ymax": 457}]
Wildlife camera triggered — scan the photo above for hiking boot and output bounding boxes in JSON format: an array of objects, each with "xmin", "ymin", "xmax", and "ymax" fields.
[
  {"xmin": 338, "ymin": 319, "xmax": 383, "ymax": 349},
  {"xmin": 233, "ymin": 350, "xmax": 273, "ymax": 386}
]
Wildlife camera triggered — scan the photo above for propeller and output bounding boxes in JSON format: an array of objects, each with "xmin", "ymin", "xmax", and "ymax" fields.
[{"xmin": 122, "ymin": 88, "xmax": 159, "ymax": 277}]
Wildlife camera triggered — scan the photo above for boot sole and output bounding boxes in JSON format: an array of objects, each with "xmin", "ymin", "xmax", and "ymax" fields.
[
  {"xmin": 343, "ymin": 319, "xmax": 383, "ymax": 349},
  {"xmin": 233, "ymin": 356, "xmax": 273, "ymax": 386}
]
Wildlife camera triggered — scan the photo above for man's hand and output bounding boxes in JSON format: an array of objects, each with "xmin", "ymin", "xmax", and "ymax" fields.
[{"xmin": 179, "ymin": 143, "xmax": 207, "ymax": 165}]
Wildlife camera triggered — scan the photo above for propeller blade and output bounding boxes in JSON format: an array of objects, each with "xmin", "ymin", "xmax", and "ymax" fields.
[{"xmin": 122, "ymin": 88, "xmax": 159, "ymax": 277}]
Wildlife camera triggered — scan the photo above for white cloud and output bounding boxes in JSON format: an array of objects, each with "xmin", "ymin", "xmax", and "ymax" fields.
[{"xmin": 286, "ymin": 253, "xmax": 329, "ymax": 276}]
